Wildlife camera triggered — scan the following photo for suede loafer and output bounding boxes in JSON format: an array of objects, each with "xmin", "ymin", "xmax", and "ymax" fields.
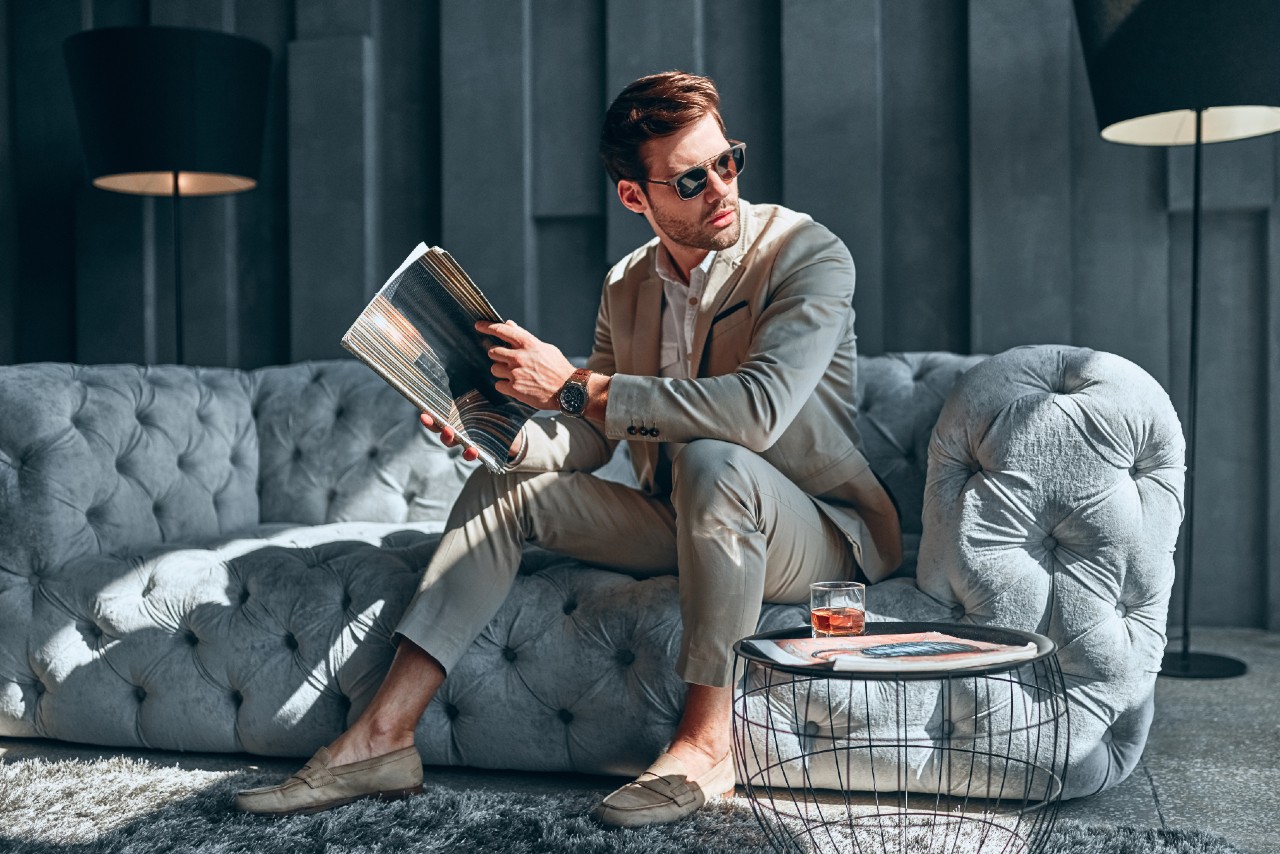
[
  {"xmin": 235, "ymin": 746, "xmax": 423, "ymax": 816},
  {"xmin": 594, "ymin": 751, "xmax": 736, "ymax": 828}
]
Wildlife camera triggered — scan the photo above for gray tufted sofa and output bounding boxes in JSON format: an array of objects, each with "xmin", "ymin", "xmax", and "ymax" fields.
[{"xmin": 0, "ymin": 345, "xmax": 1182, "ymax": 800}]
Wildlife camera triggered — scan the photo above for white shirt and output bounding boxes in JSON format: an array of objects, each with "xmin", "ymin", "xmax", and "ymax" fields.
[{"xmin": 655, "ymin": 247, "xmax": 718, "ymax": 380}]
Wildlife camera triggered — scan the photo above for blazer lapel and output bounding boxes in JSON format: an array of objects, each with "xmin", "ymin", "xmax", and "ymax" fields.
[
  {"xmin": 689, "ymin": 200, "xmax": 758, "ymax": 368},
  {"xmin": 629, "ymin": 249, "xmax": 664, "ymax": 380}
]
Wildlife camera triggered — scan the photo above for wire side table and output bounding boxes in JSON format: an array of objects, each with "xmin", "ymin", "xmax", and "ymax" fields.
[{"xmin": 732, "ymin": 623, "xmax": 1069, "ymax": 854}]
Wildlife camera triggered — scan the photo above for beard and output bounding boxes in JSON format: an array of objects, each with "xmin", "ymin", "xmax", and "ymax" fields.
[{"xmin": 649, "ymin": 197, "xmax": 741, "ymax": 252}]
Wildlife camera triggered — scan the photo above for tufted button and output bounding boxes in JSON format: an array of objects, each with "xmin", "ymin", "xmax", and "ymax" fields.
[
  {"xmin": 903, "ymin": 450, "xmax": 918, "ymax": 467},
  {"xmin": 231, "ymin": 690, "xmax": 243, "ymax": 706},
  {"xmin": 803, "ymin": 720, "xmax": 820, "ymax": 737},
  {"xmin": 1042, "ymin": 536, "xmax": 1057, "ymax": 551},
  {"xmin": 968, "ymin": 461, "xmax": 982, "ymax": 476},
  {"xmin": 152, "ymin": 501, "xmax": 163, "ymax": 517},
  {"xmin": 312, "ymin": 370, "xmax": 325, "ymax": 383},
  {"xmin": 341, "ymin": 592, "xmax": 353, "ymax": 610},
  {"xmin": 557, "ymin": 708, "xmax": 574, "ymax": 724},
  {"xmin": 335, "ymin": 406, "xmax": 345, "ymax": 419},
  {"xmin": 1101, "ymin": 728, "xmax": 1114, "ymax": 744},
  {"xmin": 615, "ymin": 650, "xmax": 635, "ymax": 667},
  {"xmin": 284, "ymin": 633, "xmax": 299, "ymax": 651},
  {"xmin": 562, "ymin": 600, "xmax": 577, "ymax": 615},
  {"xmin": 502, "ymin": 647, "xmax": 517, "ymax": 662},
  {"xmin": 368, "ymin": 447, "xmax": 379, "ymax": 459},
  {"xmin": 327, "ymin": 488, "xmax": 338, "ymax": 503},
  {"xmin": 950, "ymin": 604, "xmax": 965, "ymax": 620},
  {"xmin": 135, "ymin": 686, "xmax": 147, "ymax": 702},
  {"xmin": 940, "ymin": 720, "xmax": 955, "ymax": 737},
  {"xmin": 238, "ymin": 589, "xmax": 250, "ymax": 605},
  {"xmin": 404, "ymin": 490, "xmax": 417, "ymax": 504},
  {"xmin": 183, "ymin": 630, "xmax": 199, "ymax": 647},
  {"xmin": 34, "ymin": 681, "xmax": 45, "ymax": 696},
  {"xmin": 1129, "ymin": 464, "xmax": 1141, "ymax": 478},
  {"xmin": 858, "ymin": 398, "xmax": 872, "ymax": 414},
  {"xmin": 1115, "ymin": 602, "xmax": 1128, "ymax": 618},
  {"xmin": 292, "ymin": 447, "xmax": 303, "ymax": 462},
  {"xmin": 444, "ymin": 703, "xmax": 459, "ymax": 720}
]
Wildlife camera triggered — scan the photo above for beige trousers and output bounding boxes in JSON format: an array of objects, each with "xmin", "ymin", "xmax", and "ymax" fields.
[{"xmin": 395, "ymin": 439, "xmax": 857, "ymax": 687}]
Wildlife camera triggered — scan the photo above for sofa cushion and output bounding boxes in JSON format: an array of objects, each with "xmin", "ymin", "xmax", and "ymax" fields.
[
  {"xmin": 248, "ymin": 362, "xmax": 472, "ymax": 527},
  {"xmin": 0, "ymin": 364, "xmax": 258, "ymax": 580}
]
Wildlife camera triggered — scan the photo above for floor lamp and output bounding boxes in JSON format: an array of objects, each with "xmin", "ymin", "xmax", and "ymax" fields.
[
  {"xmin": 1072, "ymin": 0, "xmax": 1280, "ymax": 679},
  {"xmin": 64, "ymin": 26, "xmax": 271, "ymax": 365}
]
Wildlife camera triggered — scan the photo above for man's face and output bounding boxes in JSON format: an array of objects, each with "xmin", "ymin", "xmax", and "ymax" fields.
[{"xmin": 630, "ymin": 113, "xmax": 741, "ymax": 253}]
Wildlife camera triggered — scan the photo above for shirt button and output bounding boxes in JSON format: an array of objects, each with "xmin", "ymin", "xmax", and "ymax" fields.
[{"xmin": 688, "ymin": 297, "xmax": 698, "ymax": 306}]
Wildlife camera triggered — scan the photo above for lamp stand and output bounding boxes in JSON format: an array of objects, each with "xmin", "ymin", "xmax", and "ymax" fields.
[
  {"xmin": 172, "ymin": 170, "xmax": 184, "ymax": 365},
  {"xmin": 1160, "ymin": 110, "xmax": 1248, "ymax": 679}
]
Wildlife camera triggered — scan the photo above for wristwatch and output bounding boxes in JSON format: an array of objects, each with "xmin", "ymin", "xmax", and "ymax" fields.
[{"xmin": 557, "ymin": 368, "xmax": 592, "ymax": 418}]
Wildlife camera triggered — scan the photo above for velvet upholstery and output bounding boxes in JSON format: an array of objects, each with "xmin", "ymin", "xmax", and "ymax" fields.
[{"xmin": 0, "ymin": 347, "xmax": 1181, "ymax": 800}]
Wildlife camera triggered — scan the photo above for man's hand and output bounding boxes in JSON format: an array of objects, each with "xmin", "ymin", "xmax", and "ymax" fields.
[
  {"xmin": 418, "ymin": 412, "xmax": 480, "ymax": 462},
  {"xmin": 479, "ymin": 320, "xmax": 575, "ymax": 411}
]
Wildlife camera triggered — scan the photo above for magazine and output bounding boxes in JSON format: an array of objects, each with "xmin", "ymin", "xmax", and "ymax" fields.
[
  {"xmin": 744, "ymin": 631, "xmax": 1039, "ymax": 673},
  {"xmin": 341, "ymin": 243, "xmax": 535, "ymax": 474}
]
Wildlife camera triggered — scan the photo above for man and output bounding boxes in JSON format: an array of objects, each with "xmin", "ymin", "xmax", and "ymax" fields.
[{"xmin": 236, "ymin": 71, "xmax": 901, "ymax": 827}]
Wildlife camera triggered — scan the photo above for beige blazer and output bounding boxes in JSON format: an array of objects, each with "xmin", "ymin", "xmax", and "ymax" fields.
[{"xmin": 515, "ymin": 200, "xmax": 902, "ymax": 581}]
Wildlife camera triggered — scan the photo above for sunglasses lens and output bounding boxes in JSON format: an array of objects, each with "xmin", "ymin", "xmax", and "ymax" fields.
[{"xmin": 675, "ymin": 167, "xmax": 709, "ymax": 200}]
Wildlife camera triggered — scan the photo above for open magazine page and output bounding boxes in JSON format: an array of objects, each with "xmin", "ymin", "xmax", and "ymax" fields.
[
  {"xmin": 744, "ymin": 631, "xmax": 1039, "ymax": 673},
  {"xmin": 342, "ymin": 243, "xmax": 535, "ymax": 473}
]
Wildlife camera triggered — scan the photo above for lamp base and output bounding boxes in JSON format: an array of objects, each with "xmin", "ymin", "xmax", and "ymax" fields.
[{"xmin": 1160, "ymin": 651, "xmax": 1247, "ymax": 679}]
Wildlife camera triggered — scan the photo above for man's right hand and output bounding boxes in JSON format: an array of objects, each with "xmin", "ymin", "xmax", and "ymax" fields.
[{"xmin": 419, "ymin": 412, "xmax": 480, "ymax": 463}]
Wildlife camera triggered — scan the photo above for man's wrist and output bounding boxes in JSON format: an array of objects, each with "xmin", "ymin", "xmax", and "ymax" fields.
[{"xmin": 585, "ymin": 372, "xmax": 610, "ymax": 423}]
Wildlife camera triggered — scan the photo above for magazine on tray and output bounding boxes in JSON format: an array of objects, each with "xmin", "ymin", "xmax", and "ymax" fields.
[
  {"xmin": 341, "ymin": 243, "xmax": 535, "ymax": 474},
  {"xmin": 743, "ymin": 631, "xmax": 1039, "ymax": 673}
]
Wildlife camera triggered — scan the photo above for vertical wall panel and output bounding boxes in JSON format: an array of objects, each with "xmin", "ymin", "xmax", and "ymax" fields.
[
  {"xmin": 0, "ymin": 0, "xmax": 16, "ymax": 365},
  {"xmin": 75, "ymin": 189, "xmax": 152, "ymax": 363},
  {"xmin": 969, "ymin": 0, "xmax": 1073, "ymax": 354},
  {"xmin": 288, "ymin": 35, "xmax": 379, "ymax": 360},
  {"xmin": 604, "ymin": 0, "xmax": 702, "ymax": 265},
  {"xmin": 782, "ymin": 0, "xmax": 884, "ymax": 355},
  {"xmin": 1168, "ymin": 213, "xmax": 1268, "ymax": 628},
  {"xmin": 234, "ymin": 0, "xmax": 292, "ymax": 369},
  {"xmin": 440, "ymin": 2, "xmax": 531, "ymax": 321},
  {"xmin": 704, "ymin": 0, "xmax": 782, "ymax": 207},
  {"xmin": 377, "ymin": 0, "xmax": 440, "ymax": 275},
  {"xmin": 1269, "ymin": 178, "xmax": 1280, "ymax": 631},
  {"xmin": 881, "ymin": 0, "xmax": 969, "ymax": 354},
  {"xmin": 10, "ymin": 2, "xmax": 84, "ymax": 362},
  {"xmin": 531, "ymin": 0, "xmax": 605, "ymax": 353},
  {"xmin": 532, "ymin": 0, "xmax": 604, "ymax": 219}
]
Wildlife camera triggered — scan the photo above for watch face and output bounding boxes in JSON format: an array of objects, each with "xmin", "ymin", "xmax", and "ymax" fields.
[{"xmin": 559, "ymin": 383, "xmax": 588, "ymax": 415}]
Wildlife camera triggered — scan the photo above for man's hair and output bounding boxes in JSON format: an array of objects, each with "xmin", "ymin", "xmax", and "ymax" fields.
[{"xmin": 599, "ymin": 71, "xmax": 727, "ymax": 185}]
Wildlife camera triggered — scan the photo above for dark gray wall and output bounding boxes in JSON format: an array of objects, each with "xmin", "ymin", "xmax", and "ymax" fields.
[{"xmin": 1, "ymin": 0, "xmax": 1277, "ymax": 631}]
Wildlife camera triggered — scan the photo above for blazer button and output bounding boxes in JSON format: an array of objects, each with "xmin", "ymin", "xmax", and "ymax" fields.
[
  {"xmin": 650, "ymin": 428, "xmax": 661, "ymax": 437},
  {"xmin": 638, "ymin": 427, "xmax": 649, "ymax": 436},
  {"xmin": 627, "ymin": 426, "xmax": 637, "ymax": 435}
]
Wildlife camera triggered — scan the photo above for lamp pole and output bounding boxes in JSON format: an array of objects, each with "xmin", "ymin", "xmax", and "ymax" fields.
[
  {"xmin": 1162, "ymin": 109, "xmax": 1247, "ymax": 679},
  {"xmin": 172, "ymin": 170, "xmax": 183, "ymax": 365}
]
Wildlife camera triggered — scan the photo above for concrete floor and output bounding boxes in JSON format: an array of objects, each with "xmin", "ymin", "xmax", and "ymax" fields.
[
  {"xmin": 1056, "ymin": 627, "xmax": 1280, "ymax": 854},
  {"xmin": 1, "ymin": 627, "xmax": 1276, "ymax": 852}
]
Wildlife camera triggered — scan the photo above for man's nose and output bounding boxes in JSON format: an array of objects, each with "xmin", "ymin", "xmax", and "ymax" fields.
[{"xmin": 704, "ymin": 168, "xmax": 733, "ymax": 201}]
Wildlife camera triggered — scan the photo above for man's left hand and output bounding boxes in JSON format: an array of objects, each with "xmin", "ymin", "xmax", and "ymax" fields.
[{"xmin": 479, "ymin": 320, "xmax": 575, "ymax": 410}]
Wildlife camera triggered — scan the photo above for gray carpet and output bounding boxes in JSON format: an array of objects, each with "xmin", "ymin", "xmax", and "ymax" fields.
[{"xmin": 0, "ymin": 756, "xmax": 1247, "ymax": 854}]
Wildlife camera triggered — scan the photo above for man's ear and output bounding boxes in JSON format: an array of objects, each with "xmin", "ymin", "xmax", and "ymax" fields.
[{"xmin": 617, "ymin": 180, "xmax": 648, "ymax": 216}]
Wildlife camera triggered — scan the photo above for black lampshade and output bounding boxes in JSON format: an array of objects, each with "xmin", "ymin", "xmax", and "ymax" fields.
[
  {"xmin": 64, "ymin": 26, "xmax": 271, "ymax": 196},
  {"xmin": 1073, "ymin": 0, "xmax": 1280, "ymax": 145}
]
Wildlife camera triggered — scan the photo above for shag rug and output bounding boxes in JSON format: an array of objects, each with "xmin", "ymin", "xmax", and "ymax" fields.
[{"xmin": 0, "ymin": 756, "xmax": 1247, "ymax": 854}]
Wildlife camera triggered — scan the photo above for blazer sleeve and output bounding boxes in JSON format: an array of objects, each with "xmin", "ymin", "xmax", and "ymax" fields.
[
  {"xmin": 507, "ymin": 279, "xmax": 619, "ymax": 473},
  {"xmin": 604, "ymin": 222, "xmax": 854, "ymax": 452}
]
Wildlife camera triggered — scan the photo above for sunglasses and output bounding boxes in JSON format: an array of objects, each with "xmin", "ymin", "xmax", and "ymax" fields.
[{"xmin": 642, "ymin": 141, "xmax": 747, "ymax": 201}]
